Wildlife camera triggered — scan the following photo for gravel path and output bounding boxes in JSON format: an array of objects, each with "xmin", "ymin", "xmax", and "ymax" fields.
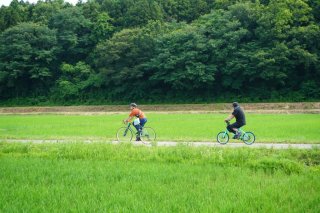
[{"xmin": 1, "ymin": 139, "xmax": 319, "ymax": 149}]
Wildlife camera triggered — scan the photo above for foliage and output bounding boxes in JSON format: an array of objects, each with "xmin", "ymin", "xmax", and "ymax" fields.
[
  {"xmin": 0, "ymin": 22, "xmax": 57, "ymax": 97},
  {"xmin": 146, "ymin": 24, "xmax": 216, "ymax": 92},
  {"xmin": 52, "ymin": 61, "xmax": 102, "ymax": 101},
  {"xmin": 48, "ymin": 7, "xmax": 95, "ymax": 64},
  {"xmin": 0, "ymin": 0, "xmax": 319, "ymax": 103}
]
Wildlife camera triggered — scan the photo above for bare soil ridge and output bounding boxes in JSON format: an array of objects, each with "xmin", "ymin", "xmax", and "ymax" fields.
[{"xmin": 0, "ymin": 102, "xmax": 319, "ymax": 114}]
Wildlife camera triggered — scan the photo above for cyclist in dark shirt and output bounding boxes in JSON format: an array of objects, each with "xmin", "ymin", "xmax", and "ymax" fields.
[{"xmin": 224, "ymin": 102, "xmax": 246, "ymax": 139}]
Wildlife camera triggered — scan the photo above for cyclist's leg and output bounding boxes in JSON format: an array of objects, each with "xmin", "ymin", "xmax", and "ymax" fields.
[
  {"xmin": 227, "ymin": 123, "xmax": 237, "ymax": 134},
  {"xmin": 139, "ymin": 118, "xmax": 147, "ymax": 128},
  {"xmin": 133, "ymin": 123, "xmax": 142, "ymax": 141},
  {"xmin": 233, "ymin": 123, "xmax": 244, "ymax": 138},
  {"xmin": 134, "ymin": 118, "xmax": 148, "ymax": 141},
  {"xmin": 229, "ymin": 122, "xmax": 242, "ymax": 138},
  {"xmin": 134, "ymin": 118, "xmax": 147, "ymax": 132}
]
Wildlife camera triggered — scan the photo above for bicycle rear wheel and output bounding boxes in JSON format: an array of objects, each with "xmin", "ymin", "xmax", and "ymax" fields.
[
  {"xmin": 243, "ymin": 132, "xmax": 255, "ymax": 145},
  {"xmin": 116, "ymin": 127, "xmax": 133, "ymax": 142},
  {"xmin": 140, "ymin": 127, "xmax": 156, "ymax": 143},
  {"xmin": 217, "ymin": 132, "xmax": 229, "ymax": 144}
]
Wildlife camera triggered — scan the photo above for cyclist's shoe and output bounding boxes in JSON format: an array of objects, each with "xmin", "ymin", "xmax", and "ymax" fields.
[
  {"xmin": 232, "ymin": 134, "xmax": 237, "ymax": 139},
  {"xmin": 136, "ymin": 137, "xmax": 141, "ymax": 141},
  {"xmin": 235, "ymin": 131, "xmax": 241, "ymax": 139}
]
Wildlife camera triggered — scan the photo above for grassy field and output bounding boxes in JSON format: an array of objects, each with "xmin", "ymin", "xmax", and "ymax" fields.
[
  {"xmin": 0, "ymin": 113, "xmax": 320, "ymax": 143},
  {"xmin": 0, "ymin": 142, "xmax": 319, "ymax": 212}
]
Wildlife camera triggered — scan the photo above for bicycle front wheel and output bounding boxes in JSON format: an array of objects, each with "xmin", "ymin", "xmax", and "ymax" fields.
[
  {"xmin": 116, "ymin": 127, "xmax": 133, "ymax": 142},
  {"xmin": 217, "ymin": 132, "xmax": 229, "ymax": 144},
  {"xmin": 140, "ymin": 127, "xmax": 156, "ymax": 143},
  {"xmin": 243, "ymin": 132, "xmax": 255, "ymax": 145}
]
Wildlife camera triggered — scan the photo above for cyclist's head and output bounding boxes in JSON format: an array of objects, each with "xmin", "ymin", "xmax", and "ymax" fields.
[
  {"xmin": 232, "ymin": 102, "xmax": 239, "ymax": 108},
  {"xmin": 130, "ymin": 103, "xmax": 137, "ymax": 108}
]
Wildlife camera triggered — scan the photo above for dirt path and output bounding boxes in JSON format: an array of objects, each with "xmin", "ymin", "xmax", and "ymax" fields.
[
  {"xmin": 2, "ymin": 139, "xmax": 319, "ymax": 149},
  {"xmin": 0, "ymin": 102, "xmax": 320, "ymax": 114}
]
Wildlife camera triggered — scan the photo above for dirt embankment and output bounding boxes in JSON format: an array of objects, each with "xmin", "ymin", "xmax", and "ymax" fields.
[{"xmin": 0, "ymin": 102, "xmax": 319, "ymax": 115}]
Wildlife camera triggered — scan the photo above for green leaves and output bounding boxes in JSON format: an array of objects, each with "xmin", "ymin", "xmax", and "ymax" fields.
[
  {"xmin": 0, "ymin": 22, "xmax": 57, "ymax": 97},
  {"xmin": 147, "ymin": 25, "xmax": 216, "ymax": 90},
  {"xmin": 0, "ymin": 0, "xmax": 319, "ymax": 102},
  {"xmin": 48, "ymin": 7, "xmax": 94, "ymax": 64},
  {"xmin": 54, "ymin": 62, "xmax": 100, "ymax": 100}
]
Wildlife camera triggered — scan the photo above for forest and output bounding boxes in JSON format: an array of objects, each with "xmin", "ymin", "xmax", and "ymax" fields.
[{"xmin": 0, "ymin": 0, "xmax": 319, "ymax": 105}]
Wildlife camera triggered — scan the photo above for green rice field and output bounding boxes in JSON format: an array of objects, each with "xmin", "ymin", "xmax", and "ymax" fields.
[
  {"xmin": 0, "ymin": 113, "xmax": 320, "ymax": 143},
  {"xmin": 1, "ymin": 112, "xmax": 319, "ymax": 212},
  {"xmin": 0, "ymin": 142, "xmax": 319, "ymax": 212}
]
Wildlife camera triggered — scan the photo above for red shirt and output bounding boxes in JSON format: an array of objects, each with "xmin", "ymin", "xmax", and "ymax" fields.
[{"xmin": 129, "ymin": 108, "xmax": 145, "ymax": 119}]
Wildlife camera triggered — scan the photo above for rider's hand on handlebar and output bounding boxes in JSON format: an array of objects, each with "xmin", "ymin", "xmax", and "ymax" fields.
[{"xmin": 123, "ymin": 120, "xmax": 127, "ymax": 124}]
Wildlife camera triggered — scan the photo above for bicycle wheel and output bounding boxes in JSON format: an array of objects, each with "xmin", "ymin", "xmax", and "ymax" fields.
[
  {"xmin": 217, "ymin": 132, "xmax": 229, "ymax": 144},
  {"xmin": 242, "ymin": 132, "xmax": 255, "ymax": 145},
  {"xmin": 116, "ymin": 127, "xmax": 133, "ymax": 142},
  {"xmin": 140, "ymin": 127, "xmax": 156, "ymax": 143}
]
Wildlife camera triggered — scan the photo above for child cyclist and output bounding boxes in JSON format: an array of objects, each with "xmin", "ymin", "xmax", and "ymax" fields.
[{"xmin": 123, "ymin": 103, "xmax": 147, "ymax": 141}]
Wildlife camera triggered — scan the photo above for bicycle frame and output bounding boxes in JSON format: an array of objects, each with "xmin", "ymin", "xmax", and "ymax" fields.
[
  {"xmin": 118, "ymin": 122, "xmax": 156, "ymax": 143},
  {"xmin": 222, "ymin": 127, "xmax": 246, "ymax": 140},
  {"xmin": 124, "ymin": 122, "xmax": 142, "ymax": 136},
  {"xmin": 123, "ymin": 123, "xmax": 132, "ymax": 136},
  {"xmin": 217, "ymin": 121, "xmax": 255, "ymax": 145},
  {"xmin": 223, "ymin": 121, "xmax": 247, "ymax": 139}
]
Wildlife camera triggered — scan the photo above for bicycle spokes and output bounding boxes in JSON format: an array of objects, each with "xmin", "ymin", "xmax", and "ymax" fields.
[{"xmin": 140, "ymin": 127, "xmax": 156, "ymax": 142}]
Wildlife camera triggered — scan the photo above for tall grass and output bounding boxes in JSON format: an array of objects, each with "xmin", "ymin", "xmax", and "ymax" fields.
[
  {"xmin": 0, "ymin": 142, "xmax": 319, "ymax": 212},
  {"xmin": 0, "ymin": 113, "xmax": 320, "ymax": 143}
]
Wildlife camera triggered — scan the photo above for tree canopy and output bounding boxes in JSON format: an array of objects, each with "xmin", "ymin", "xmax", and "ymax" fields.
[{"xmin": 0, "ymin": 0, "xmax": 319, "ymax": 104}]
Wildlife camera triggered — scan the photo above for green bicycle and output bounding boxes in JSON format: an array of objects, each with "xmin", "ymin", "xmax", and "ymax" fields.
[
  {"xmin": 217, "ymin": 121, "xmax": 255, "ymax": 145},
  {"xmin": 116, "ymin": 122, "xmax": 156, "ymax": 143}
]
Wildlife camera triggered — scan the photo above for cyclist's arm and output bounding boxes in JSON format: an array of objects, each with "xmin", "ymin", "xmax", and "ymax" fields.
[
  {"xmin": 123, "ymin": 109, "xmax": 137, "ymax": 123},
  {"xmin": 224, "ymin": 114, "xmax": 234, "ymax": 122},
  {"xmin": 124, "ymin": 116, "xmax": 134, "ymax": 123}
]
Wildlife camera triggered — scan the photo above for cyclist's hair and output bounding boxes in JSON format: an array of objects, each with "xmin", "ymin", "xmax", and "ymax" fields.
[
  {"xmin": 232, "ymin": 102, "xmax": 239, "ymax": 107},
  {"xmin": 130, "ymin": 103, "xmax": 137, "ymax": 108}
]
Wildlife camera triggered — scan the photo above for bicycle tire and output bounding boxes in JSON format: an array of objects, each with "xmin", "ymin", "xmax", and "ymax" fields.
[
  {"xmin": 217, "ymin": 132, "xmax": 229, "ymax": 144},
  {"xmin": 242, "ymin": 132, "xmax": 255, "ymax": 145},
  {"xmin": 116, "ymin": 127, "xmax": 133, "ymax": 142},
  {"xmin": 140, "ymin": 127, "xmax": 156, "ymax": 143}
]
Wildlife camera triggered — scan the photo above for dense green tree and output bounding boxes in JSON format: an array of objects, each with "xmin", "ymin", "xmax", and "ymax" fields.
[
  {"xmin": 91, "ymin": 12, "xmax": 115, "ymax": 41},
  {"xmin": 254, "ymin": 0, "xmax": 320, "ymax": 97},
  {"xmin": 0, "ymin": 0, "xmax": 319, "ymax": 103},
  {"xmin": 29, "ymin": 0, "xmax": 66, "ymax": 25},
  {"xmin": 146, "ymin": 24, "xmax": 216, "ymax": 94},
  {"xmin": 48, "ymin": 7, "xmax": 94, "ymax": 64},
  {"xmin": 99, "ymin": 0, "xmax": 164, "ymax": 28},
  {"xmin": 195, "ymin": 9, "xmax": 251, "ymax": 92},
  {"xmin": 124, "ymin": 0, "xmax": 164, "ymax": 27},
  {"xmin": 0, "ymin": 22, "xmax": 57, "ymax": 98},
  {"xmin": 53, "ymin": 61, "xmax": 102, "ymax": 100},
  {"xmin": 309, "ymin": 0, "xmax": 320, "ymax": 22},
  {"xmin": 79, "ymin": 1, "xmax": 115, "ymax": 41},
  {"xmin": 149, "ymin": 0, "xmax": 211, "ymax": 22},
  {"xmin": 92, "ymin": 21, "xmax": 168, "ymax": 99},
  {"xmin": 0, "ymin": 0, "xmax": 30, "ymax": 32}
]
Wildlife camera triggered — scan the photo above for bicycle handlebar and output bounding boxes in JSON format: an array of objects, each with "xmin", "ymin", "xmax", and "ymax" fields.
[
  {"xmin": 225, "ymin": 120, "xmax": 230, "ymax": 125},
  {"xmin": 123, "ymin": 120, "xmax": 131, "ymax": 126}
]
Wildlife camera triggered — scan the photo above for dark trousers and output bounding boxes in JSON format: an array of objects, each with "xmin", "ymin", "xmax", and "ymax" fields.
[
  {"xmin": 133, "ymin": 118, "xmax": 147, "ymax": 135},
  {"xmin": 227, "ymin": 122, "xmax": 244, "ymax": 134}
]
